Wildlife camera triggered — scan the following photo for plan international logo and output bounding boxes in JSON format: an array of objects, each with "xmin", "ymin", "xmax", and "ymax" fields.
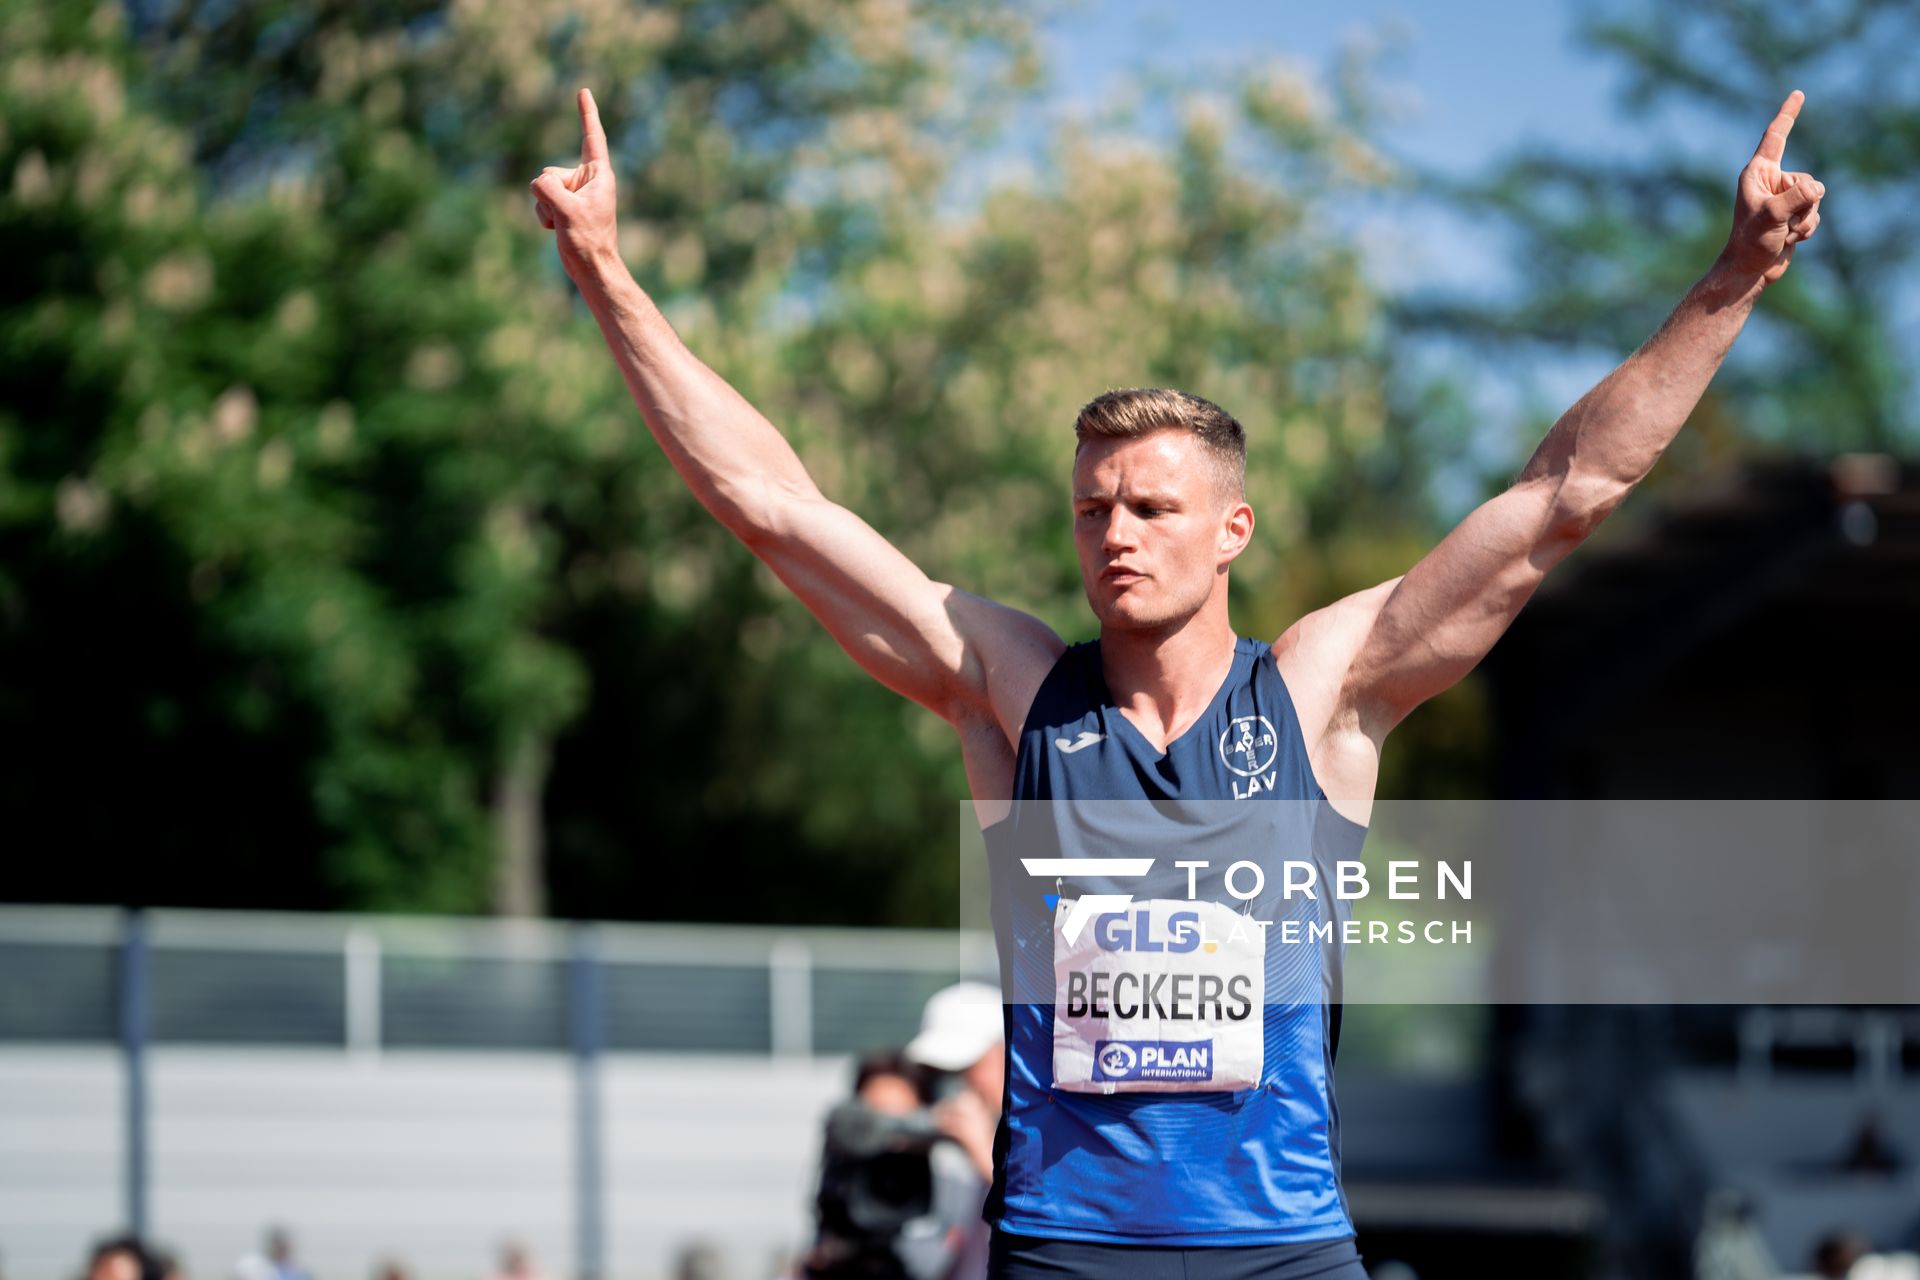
[{"xmin": 1093, "ymin": 1039, "xmax": 1215, "ymax": 1083}]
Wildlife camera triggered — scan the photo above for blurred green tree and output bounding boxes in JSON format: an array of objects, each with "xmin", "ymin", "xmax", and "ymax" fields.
[
  {"xmin": 1403, "ymin": 0, "xmax": 1916, "ymax": 468},
  {"xmin": 1, "ymin": 0, "xmax": 1471, "ymax": 922},
  {"xmin": 1, "ymin": 0, "xmax": 1040, "ymax": 914}
]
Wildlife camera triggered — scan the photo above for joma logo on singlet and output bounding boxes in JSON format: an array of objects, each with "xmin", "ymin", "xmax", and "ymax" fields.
[{"xmin": 1219, "ymin": 714, "xmax": 1278, "ymax": 797}]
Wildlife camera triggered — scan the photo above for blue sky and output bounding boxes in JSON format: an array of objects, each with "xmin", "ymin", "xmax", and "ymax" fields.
[
  {"xmin": 1031, "ymin": 1, "xmax": 1766, "ymax": 285},
  {"xmin": 1037, "ymin": 0, "xmax": 1619, "ymax": 291},
  {"xmin": 1041, "ymin": 0, "xmax": 1621, "ymax": 177},
  {"xmin": 1013, "ymin": 0, "xmax": 1808, "ymax": 494}
]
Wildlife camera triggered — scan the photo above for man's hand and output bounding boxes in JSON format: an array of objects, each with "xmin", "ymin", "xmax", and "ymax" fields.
[
  {"xmin": 1722, "ymin": 90, "xmax": 1824, "ymax": 284},
  {"xmin": 932, "ymin": 1088, "xmax": 997, "ymax": 1181},
  {"xmin": 530, "ymin": 88, "xmax": 619, "ymax": 280}
]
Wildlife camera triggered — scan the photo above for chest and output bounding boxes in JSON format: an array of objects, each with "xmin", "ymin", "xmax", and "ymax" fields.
[{"xmin": 1025, "ymin": 689, "xmax": 1303, "ymax": 802}]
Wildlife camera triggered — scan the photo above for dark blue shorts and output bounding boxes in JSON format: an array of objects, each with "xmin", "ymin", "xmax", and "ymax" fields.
[{"xmin": 987, "ymin": 1229, "xmax": 1367, "ymax": 1279}]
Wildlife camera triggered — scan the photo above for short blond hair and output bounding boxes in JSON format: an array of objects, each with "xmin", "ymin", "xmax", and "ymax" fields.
[{"xmin": 1073, "ymin": 388, "xmax": 1246, "ymax": 499}]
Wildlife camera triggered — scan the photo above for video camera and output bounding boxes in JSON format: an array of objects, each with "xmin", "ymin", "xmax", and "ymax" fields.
[{"xmin": 804, "ymin": 1100, "xmax": 953, "ymax": 1279}]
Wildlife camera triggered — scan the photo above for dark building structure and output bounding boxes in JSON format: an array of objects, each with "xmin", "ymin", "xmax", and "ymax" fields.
[
  {"xmin": 1487, "ymin": 455, "xmax": 1920, "ymax": 800},
  {"xmin": 1450, "ymin": 455, "xmax": 1920, "ymax": 1278},
  {"xmin": 1338, "ymin": 457, "xmax": 1920, "ymax": 1278}
]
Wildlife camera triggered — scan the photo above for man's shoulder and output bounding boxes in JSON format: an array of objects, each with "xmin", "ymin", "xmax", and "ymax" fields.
[
  {"xmin": 941, "ymin": 594, "xmax": 1070, "ymax": 732},
  {"xmin": 1272, "ymin": 580, "xmax": 1400, "ymax": 697},
  {"xmin": 1272, "ymin": 581, "xmax": 1398, "ymax": 663},
  {"xmin": 1270, "ymin": 585, "xmax": 1400, "ymax": 825}
]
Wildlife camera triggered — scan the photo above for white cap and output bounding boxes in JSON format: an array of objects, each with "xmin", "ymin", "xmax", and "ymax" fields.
[{"xmin": 902, "ymin": 981, "xmax": 1003, "ymax": 1072}]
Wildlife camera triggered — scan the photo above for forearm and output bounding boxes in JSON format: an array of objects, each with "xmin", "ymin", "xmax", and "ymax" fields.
[
  {"xmin": 569, "ymin": 247, "xmax": 821, "ymax": 535},
  {"xmin": 1342, "ymin": 261, "xmax": 1769, "ymax": 731},
  {"xmin": 1519, "ymin": 256, "xmax": 1767, "ymax": 509}
]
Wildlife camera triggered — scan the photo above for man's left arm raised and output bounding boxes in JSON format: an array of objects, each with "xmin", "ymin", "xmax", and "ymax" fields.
[{"xmin": 1278, "ymin": 92, "xmax": 1825, "ymax": 817}]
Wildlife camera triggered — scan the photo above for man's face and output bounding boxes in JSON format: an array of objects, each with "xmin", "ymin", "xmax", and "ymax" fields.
[
  {"xmin": 88, "ymin": 1251, "xmax": 140, "ymax": 1280},
  {"xmin": 1072, "ymin": 429, "xmax": 1250, "ymax": 631},
  {"xmin": 857, "ymin": 1071, "xmax": 923, "ymax": 1116},
  {"xmin": 964, "ymin": 1043, "xmax": 1005, "ymax": 1109}
]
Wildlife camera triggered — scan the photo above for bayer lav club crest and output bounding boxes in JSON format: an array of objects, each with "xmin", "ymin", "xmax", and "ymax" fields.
[{"xmin": 1218, "ymin": 715, "xmax": 1277, "ymax": 778}]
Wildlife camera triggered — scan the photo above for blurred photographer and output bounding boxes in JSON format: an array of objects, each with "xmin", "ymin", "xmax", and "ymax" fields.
[
  {"xmin": 801, "ymin": 984, "xmax": 1003, "ymax": 1280},
  {"xmin": 903, "ymin": 983, "xmax": 1002, "ymax": 1185}
]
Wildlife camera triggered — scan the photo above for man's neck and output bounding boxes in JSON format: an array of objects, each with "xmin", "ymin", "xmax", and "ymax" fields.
[{"xmin": 1097, "ymin": 606, "xmax": 1239, "ymax": 750}]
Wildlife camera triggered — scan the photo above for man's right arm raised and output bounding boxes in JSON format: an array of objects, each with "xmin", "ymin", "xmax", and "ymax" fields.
[{"xmin": 530, "ymin": 90, "xmax": 1061, "ymax": 758}]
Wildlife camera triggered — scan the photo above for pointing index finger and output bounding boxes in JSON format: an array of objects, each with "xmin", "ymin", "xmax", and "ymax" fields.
[
  {"xmin": 578, "ymin": 87, "xmax": 609, "ymax": 166},
  {"xmin": 1752, "ymin": 89, "xmax": 1804, "ymax": 165}
]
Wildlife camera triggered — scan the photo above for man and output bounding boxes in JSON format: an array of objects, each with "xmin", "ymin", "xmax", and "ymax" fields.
[
  {"xmin": 903, "ymin": 981, "xmax": 1004, "ymax": 1185},
  {"xmin": 533, "ymin": 87, "xmax": 1822, "ymax": 1278},
  {"xmin": 903, "ymin": 982, "xmax": 1004, "ymax": 1280},
  {"xmin": 801, "ymin": 1041, "xmax": 990, "ymax": 1280},
  {"xmin": 486, "ymin": 1243, "xmax": 550, "ymax": 1280},
  {"xmin": 233, "ymin": 1230, "xmax": 307, "ymax": 1280},
  {"xmin": 83, "ymin": 1237, "xmax": 155, "ymax": 1280}
]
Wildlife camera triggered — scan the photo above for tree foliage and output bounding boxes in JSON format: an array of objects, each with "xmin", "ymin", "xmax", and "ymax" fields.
[
  {"xmin": 2, "ymin": 0, "xmax": 1468, "ymax": 922},
  {"xmin": 1405, "ymin": 0, "xmax": 1917, "ymax": 464}
]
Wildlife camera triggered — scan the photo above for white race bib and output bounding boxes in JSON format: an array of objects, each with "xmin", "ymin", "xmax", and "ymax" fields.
[{"xmin": 1051, "ymin": 896, "xmax": 1266, "ymax": 1094}]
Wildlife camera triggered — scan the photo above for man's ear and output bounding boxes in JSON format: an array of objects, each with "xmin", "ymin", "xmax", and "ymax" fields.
[{"xmin": 1220, "ymin": 500, "xmax": 1255, "ymax": 563}]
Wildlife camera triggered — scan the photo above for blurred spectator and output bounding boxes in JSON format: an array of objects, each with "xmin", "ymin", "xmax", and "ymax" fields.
[
  {"xmin": 902, "ymin": 982, "xmax": 1004, "ymax": 1185},
  {"xmin": 86, "ymin": 1237, "xmax": 158, "ymax": 1280},
  {"xmin": 901, "ymin": 982, "xmax": 1004, "ymax": 1280},
  {"xmin": 1846, "ymin": 1257, "xmax": 1920, "ymax": 1280},
  {"xmin": 1694, "ymin": 1189, "xmax": 1777, "ymax": 1280},
  {"xmin": 1812, "ymin": 1230, "xmax": 1872, "ymax": 1278},
  {"xmin": 1840, "ymin": 1115, "xmax": 1905, "ymax": 1175},
  {"xmin": 800, "ymin": 1034, "xmax": 992, "ymax": 1280},
  {"xmin": 371, "ymin": 1261, "xmax": 410, "ymax": 1280},
  {"xmin": 854, "ymin": 1050, "xmax": 927, "ymax": 1117},
  {"xmin": 264, "ymin": 1232, "xmax": 309, "ymax": 1280},
  {"xmin": 671, "ymin": 1241, "xmax": 727, "ymax": 1280},
  {"xmin": 486, "ymin": 1244, "xmax": 548, "ymax": 1280}
]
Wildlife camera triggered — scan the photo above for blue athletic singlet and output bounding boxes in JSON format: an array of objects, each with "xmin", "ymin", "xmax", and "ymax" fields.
[{"xmin": 981, "ymin": 635, "xmax": 1368, "ymax": 1250}]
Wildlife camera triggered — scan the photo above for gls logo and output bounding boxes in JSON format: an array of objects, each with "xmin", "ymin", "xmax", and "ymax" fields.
[{"xmin": 1094, "ymin": 909, "xmax": 1201, "ymax": 953}]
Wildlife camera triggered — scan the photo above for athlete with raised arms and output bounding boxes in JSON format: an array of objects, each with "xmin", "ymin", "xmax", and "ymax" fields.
[{"xmin": 533, "ymin": 88, "xmax": 1822, "ymax": 1279}]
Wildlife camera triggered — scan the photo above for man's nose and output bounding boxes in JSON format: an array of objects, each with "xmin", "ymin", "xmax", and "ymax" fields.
[{"xmin": 1102, "ymin": 508, "xmax": 1140, "ymax": 553}]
